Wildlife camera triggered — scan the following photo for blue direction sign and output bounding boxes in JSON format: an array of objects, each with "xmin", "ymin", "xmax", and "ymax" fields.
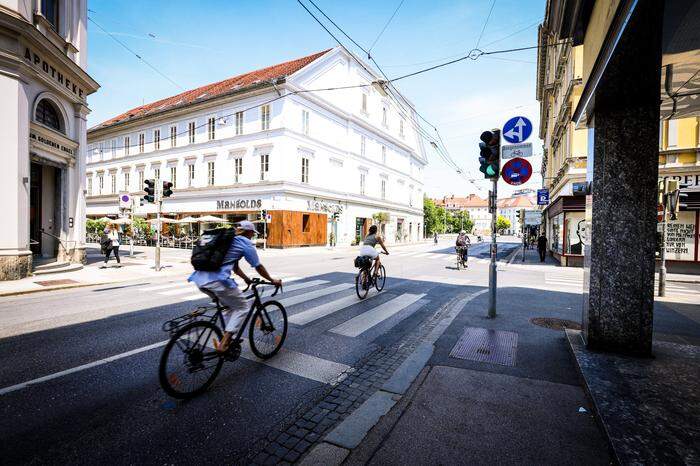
[
  {"xmin": 502, "ymin": 116, "xmax": 533, "ymax": 144},
  {"xmin": 537, "ymin": 189, "xmax": 550, "ymax": 205}
]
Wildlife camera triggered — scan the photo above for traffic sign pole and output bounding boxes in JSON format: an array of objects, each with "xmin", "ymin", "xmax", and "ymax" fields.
[
  {"xmin": 489, "ymin": 176, "xmax": 497, "ymax": 318},
  {"xmin": 658, "ymin": 200, "xmax": 667, "ymax": 297},
  {"xmin": 155, "ymin": 183, "xmax": 162, "ymax": 272}
]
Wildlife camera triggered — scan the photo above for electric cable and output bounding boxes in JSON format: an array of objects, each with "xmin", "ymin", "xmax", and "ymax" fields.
[
  {"xmin": 475, "ymin": 0, "xmax": 497, "ymax": 49},
  {"xmin": 367, "ymin": 0, "xmax": 405, "ymax": 56}
]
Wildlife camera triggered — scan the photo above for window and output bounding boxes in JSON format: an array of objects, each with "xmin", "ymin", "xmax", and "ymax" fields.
[
  {"xmin": 301, "ymin": 109, "xmax": 309, "ymax": 135},
  {"xmin": 154, "ymin": 129, "xmax": 160, "ymax": 150},
  {"xmin": 188, "ymin": 122, "xmax": 195, "ymax": 144},
  {"xmin": 381, "ymin": 179, "xmax": 386, "ymax": 199},
  {"xmin": 98, "ymin": 142, "xmax": 104, "ymax": 159},
  {"xmin": 668, "ymin": 119, "xmax": 678, "ymax": 147},
  {"xmin": 207, "ymin": 161, "xmax": 215, "ymax": 186},
  {"xmin": 234, "ymin": 157, "xmax": 243, "ymax": 183},
  {"xmin": 170, "ymin": 166, "xmax": 177, "ymax": 188},
  {"xmin": 235, "ymin": 111, "xmax": 244, "ymax": 135},
  {"xmin": 400, "ymin": 119, "xmax": 405, "ymax": 138},
  {"xmin": 98, "ymin": 174, "xmax": 104, "ymax": 194},
  {"xmin": 361, "ymin": 135, "xmax": 366, "ymax": 156},
  {"xmin": 170, "ymin": 125, "xmax": 177, "ymax": 147},
  {"xmin": 208, "ymin": 117, "xmax": 216, "ymax": 140},
  {"xmin": 124, "ymin": 172, "xmax": 130, "ymax": 191},
  {"xmin": 188, "ymin": 165, "xmax": 195, "ymax": 187},
  {"xmin": 138, "ymin": 170, "xmax": 144, "ymax": 188},
  {"xmin": 361, "ymin": 93, "xmax": 368, "ymax": 113},
  {"xmin": 381, "ymin": 146, "xmax": 386, "ymax": 164},
  {"xmin": 301, "ymin": 157, "xmax": 309, "ymax": 183},
  {"xmin": 360, "ymin": 173, "xmax": 366, "ymax": 195},
  {"xmin": 138, "ymin": 133, "xmax": 145, "ymax": 153},
  {"xmin": 302, "ymin": 214, "xmax": 311, "ymax": 232},
  {"xmin": 261, "ymin": 105, "xmax": 270, "ymax": 131},
  {"xmin": 124, "ymin": 136, "xmax": 130, "ymax": 156},
  {"xmin": 35, "ymin": 99, "xmax": 62, "ymax": 132},
  {"xmin": 41, "ymin": 0, "xmax": 59, "ymax": 30},
  {"xmin": 382, "ymin": 107, "xmax": 388, "ymax": 126},
  {"xmin": 87, "ymin": 177, "xmax": 92, "ymax": 196},
  {"xmin": 111, "ymin": 140, "xmax": 116, "ymax": 157},
  {"xmin": 260, "ymin": 153, "xmax": 269, "ymax": 181},
  {"xmin": 154, "ymin": 168, "xmax": 160, "ymax": 181}
]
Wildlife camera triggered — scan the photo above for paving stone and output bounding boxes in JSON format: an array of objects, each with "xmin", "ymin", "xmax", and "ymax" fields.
[
  {"xmin": 252, "ymin": 452, "xmax": 269, "ymax": 464},
  {"xmin": 305, "ymin": 432, "xmax": 320, "ymax": 443},
  {"xmin": 283, "ymin": 450, "xmax": 301, "ymax": 462},
  {"xmin": 282, "ymin": 435, "xmax": 300, "ymax": 449},
  {"xmin": 263, "ymin": 455, "xmax": 280, "ymax": 465},
  {"xmin": 294, "ymin": 439, "xmax": 312, "ymax": 453},
  {"xmin": 277, "ymin": 432, "xmax": 290, "ymax": 444}
]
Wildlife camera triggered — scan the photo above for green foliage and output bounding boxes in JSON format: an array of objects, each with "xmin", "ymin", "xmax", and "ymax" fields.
[
  {"xmin": 86, "ymin": 219, "xmax": 107, "ymax": 235},
  {"xmin": 496, "ymin": 215, "xmax": 511, "ymax": 233},
  {"xmin": 372, "ymin": 212, "xmax": 390, "ymax": 224},
  {"xmin": 132, "ymin": 217, "xmax": 152, "ymax": 237},
  {"xmin": 423, "ymin": 197, "xmax": 445, "ymax": 235},
  {"xmin": 449, "ymin": 210, "xmax": 474, "ymax": 234}
]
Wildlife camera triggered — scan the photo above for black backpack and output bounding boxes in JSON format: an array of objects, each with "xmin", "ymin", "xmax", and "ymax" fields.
[
  {"xmin": 191, "ymin": 228, "xmax": 236, "ymax": 271},
  {"xmin": 100, "ymin": 234, "xmax": 112, "ymax": 254}
]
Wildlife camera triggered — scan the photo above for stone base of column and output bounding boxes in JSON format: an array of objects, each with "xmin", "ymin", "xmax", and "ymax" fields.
[
  {"xmin": 57, "ymin": 246, "xmax": 86, "ymax": 265},
  {"xmin": 0, "ymin": 252, "xmax": 32, "ymax": 281}
]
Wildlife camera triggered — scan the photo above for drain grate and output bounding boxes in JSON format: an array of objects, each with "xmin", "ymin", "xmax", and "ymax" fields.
[
  {"xmin": 449, "ymin": 327, "xmax": 518, "ymax": 366},
  {"xmin": 530, "ymin": 317, "xmax": 581, "ymax": 331},
  {"xmin": 33, "ymin": 279, "xmax": 80, "ymax": 286}
]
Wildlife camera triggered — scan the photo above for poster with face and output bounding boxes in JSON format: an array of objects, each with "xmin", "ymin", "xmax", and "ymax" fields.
[
  {"xmin": 566, "ymin": 212, "xmax": 586, "ymax": 255},
  {"xmin": 665, "ymin": 211, "xmax": 696, "ymax": 261}
]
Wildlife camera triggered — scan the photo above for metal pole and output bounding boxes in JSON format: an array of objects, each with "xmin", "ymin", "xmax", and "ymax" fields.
[
  {"xmin": 263, "ymin": 215, "xmax": 267, "ymax": 250},
  {"xmin": 488, "ymin": 180, "xmax": 497, "ymax": 318},
  {"xmin": 155, "ymin": 183, "xmax": 161, "ymax": 272},
  {"xmin": 522, "ymin": 217, "xmax": 525, "ymax": 262},
  {"xmin": 658, "ymin": 199, "xmax": 667, "ymax": 297}
]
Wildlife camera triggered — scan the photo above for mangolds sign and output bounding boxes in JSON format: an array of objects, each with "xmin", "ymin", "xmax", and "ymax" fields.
[{"xmin": 216, "ymin": 198, "xmax": 262, "ymax": 210}]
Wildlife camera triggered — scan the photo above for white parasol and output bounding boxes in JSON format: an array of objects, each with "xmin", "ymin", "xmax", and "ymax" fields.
[
  {"xmin": 197, "ymin": 215, "xmax": 225, "ymax": 223},
  {"xmin": 177, "ymin": 216, "xmax": 199, "ymax": 223},
  {"xmin": 111, "ymin": 217, "xmax": 132, "ymax": 225}
]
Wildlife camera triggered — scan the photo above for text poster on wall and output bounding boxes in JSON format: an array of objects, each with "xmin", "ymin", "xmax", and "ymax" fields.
[{"xmin": 665, "ymin": 211, "xmax": 696, "ymax": 261}]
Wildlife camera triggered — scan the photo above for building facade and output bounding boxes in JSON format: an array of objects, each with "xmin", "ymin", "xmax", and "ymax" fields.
[
  {"xmin": 497, "ymin": 195, "xmax": 536, "ymax": 236},
  {"xmin": 434, "ymin": 194, "xmax": 489, "ymax": 234},
  {"xmin": 0, "ymin": 0, "xmax": 99, "ymax": 280},
  {"xmin": 86, "ymin": 48, "xmax": 426, "ymax": 247}
]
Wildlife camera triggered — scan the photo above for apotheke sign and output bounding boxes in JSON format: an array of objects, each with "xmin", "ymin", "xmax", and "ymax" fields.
[{"xmin": 23, "ymin": 47, "xmax": 86, "ymax": 101}]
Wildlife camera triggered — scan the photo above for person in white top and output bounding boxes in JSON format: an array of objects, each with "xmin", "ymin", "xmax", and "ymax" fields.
[{"xmin": 102, "ymin": 224, "xmax": 122, "ymax": 268}]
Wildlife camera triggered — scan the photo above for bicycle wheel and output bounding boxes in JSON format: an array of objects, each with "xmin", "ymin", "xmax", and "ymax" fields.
[
  {"xmin": 356, "ymin": 268, "xmax": 370, "ymax": 299},
  {"xmin": 374, "ymin": 265, "xmax": 386, "ymax": 291},
  {"xmin": 159, "ymin": 320, "xmax": 224, "ymax": 399},
  {"xmin": 249, "ymin": 301, "xmax": 288, "ymax": 359}
]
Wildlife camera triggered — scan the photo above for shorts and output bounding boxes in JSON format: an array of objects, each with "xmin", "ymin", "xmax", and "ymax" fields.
[
  {"xmin": 200, "ymin": 281, "xmax": 250, "ymax": 333},
  {"xmin": 359, "ymin": 245, "xmax": 379, "ymax": 259}
]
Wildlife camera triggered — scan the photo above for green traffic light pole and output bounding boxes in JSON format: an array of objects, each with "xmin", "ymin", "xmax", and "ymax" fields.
[{"xmin": 488, "ymin": 177, "xmax": 497, "ymax": 318}]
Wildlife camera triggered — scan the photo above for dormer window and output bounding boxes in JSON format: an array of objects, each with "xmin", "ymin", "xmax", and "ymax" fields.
[{"xmin": 42, "ymin": 0, "xmax": 59, "ymax": 30}]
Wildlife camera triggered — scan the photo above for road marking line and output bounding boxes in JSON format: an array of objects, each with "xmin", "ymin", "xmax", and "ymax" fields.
[
  {"xmin": 289, "ymin": 292, "xmax": 380, "ymax": 326},
  {"xmin": 413, "ymin": 253, "xmax": 433, "ymax": 258},
  {"xmin": 277, "ymin": 283, "xmax": 353, "ymax": 308},
  {"xmin": 142, "ymin": 283, "xmax": 181, "ymax": 292},
  {"xmin": 160, "ymin": 286, "xmax": 200, "ymax": 296},
  {"xmin": 281, "ymin": 279, "xmax": 328, "ymax": 293},
  {"xmin": 0, "ymin": 341, "xmax": 167, "ymax": 396},
  {"xmin": 330, "ymin": 293, "xmax": 426, "ymax": 337},
  {"xmin": 181, "ymin": 293, "xmax": 208, "ymax": 301}
]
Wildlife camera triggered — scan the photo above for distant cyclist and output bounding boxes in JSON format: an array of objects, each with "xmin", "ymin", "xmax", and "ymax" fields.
[
  {"xmin": 360, "ymin": 225, "xmax": 389, "ymax": 276},
  {"xmin": 455, "ymin": 230, "xmax": 470, "ymax": 265}
]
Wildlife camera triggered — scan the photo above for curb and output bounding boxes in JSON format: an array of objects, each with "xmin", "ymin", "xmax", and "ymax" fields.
[{"xmin": 0, "ymin": 282, "xmax": 112, "ymax": 297}]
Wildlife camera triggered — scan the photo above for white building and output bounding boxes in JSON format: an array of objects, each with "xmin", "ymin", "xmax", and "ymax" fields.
[
  {"xmin": 497, "ymin": 195, "xmax": 536, "ymax": 235},
  {"xmin": 86, "ymin": 48, "xmax": 426, "ymax": 247},
  {"xmin": 436, "ymin": 194, "xmax": 490, "ymax": 234},
  {"xmin": 0, "ymin": 0, "xmax": 99, "ymax": 280}
]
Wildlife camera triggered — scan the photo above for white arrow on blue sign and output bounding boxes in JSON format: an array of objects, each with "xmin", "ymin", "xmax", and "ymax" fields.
[{"xmin": 502, "ymin": 116, "xmax": 533, "ymax": 144}]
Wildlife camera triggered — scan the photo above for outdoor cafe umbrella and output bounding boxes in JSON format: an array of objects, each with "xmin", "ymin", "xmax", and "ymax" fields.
[
  {"xmin": 177, "ymin": 216, "xmax": 199, "ymax": 223},
  {"xmin": 111, "ymin": 217, "xmax": 132, "ymax": 225},
  {"xmin": 197, "ymin": 215, "xmax": 225, "ymax": 223},
  {"xmin": 96, "ymin": 216, "xmax": 112, "ymax": 223}
]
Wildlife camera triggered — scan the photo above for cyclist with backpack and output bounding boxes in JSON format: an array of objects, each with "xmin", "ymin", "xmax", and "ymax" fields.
[{"xmin": 188, "ymin": 220, "xmax": 281, "ymax": 353}]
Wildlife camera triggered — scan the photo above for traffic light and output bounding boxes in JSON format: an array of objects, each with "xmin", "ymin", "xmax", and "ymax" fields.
[
  {"xmin": 666, "ymin": 180, "xmax": 689, "ymax": 220},
  {"xmin": 162, "ymin": 181, "xmax": 173, "ymax": 198},
  {"xmin": 143, "ymin": 179, "xmax": 155, "ymax": 203},
  {"xmin": 518, "ymin": 209, "xmax": 525, "ymax": 223},
  {"xmin": 478, "ymin": 129, "xmax": 501, "ymax": 179}
]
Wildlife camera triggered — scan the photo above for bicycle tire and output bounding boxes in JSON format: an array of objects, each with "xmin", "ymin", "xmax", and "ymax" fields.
[
  {"xmin": 375, "ymin": 265, "xmax": 386, "ymax": 292},
  {"xmin": 159, "ymin": 320, "xmax": 224, "ymax": 399},
  {"xmin": 356, "ymin": 268, "xmax": 369, "ymax": 299},
  {"xmin": 249, "ymin": 300, "xmax": 288, "ymax": 359}
]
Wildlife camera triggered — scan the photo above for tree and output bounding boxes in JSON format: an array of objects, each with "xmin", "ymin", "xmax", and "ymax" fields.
[
  {"xmin": 496, "ymin": 215, "xmax": 511, "ymax": 234},
  {"xmin": 423, "ymin": 197, "xmax": 445, "ymax": 235},
  {"xmin": 449, "ymin": 210, "xmax": 474, "ymax": 233}
]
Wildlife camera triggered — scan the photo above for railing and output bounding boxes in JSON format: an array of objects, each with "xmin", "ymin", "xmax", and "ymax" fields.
[{"xmin": 39, "ymin": 229, "xmax": 76, "ymax": 259}]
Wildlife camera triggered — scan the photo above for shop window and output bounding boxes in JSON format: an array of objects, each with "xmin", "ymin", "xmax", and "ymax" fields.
[
  {"xmin": 41, "ymin": 0, "xmax": 59, "ymax": 30},
  {"xmin": 235, "ymin": 111, "xmax": 244, "ymax": 135},
  {"xmin": 35, "ymin": 99, "xmax": 63, "ymax": 133},
  {"xmin": 302, "ymin": 214, "xmax": 310, "ymax": 232}
]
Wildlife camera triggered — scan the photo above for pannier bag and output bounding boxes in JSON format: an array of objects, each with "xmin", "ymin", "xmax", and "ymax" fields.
[
  {"xmin": 191, "ymin": 228, "xmax": 236, "ymax": 271},
  {"xmin": 354, "ymin": 255, "xmax": 372, "ymax": 269}
]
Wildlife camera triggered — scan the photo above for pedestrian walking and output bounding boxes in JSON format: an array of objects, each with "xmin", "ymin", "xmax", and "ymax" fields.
[
  {"xmin": 434, "ymin": 232, "xmax": 438, "ymax": 244},
  {"xmin": 101, "ymin": 224, "xmax": 122, "ymax": 268},
  {"xmin": 537, "ymin": 232, "xmax": 547, "ymax": 262}
]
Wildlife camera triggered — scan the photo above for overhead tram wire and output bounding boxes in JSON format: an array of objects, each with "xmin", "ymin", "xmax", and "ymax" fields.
[
  {"xmin": 474, "ymin": 0, "xmax": 497, "ymax": 49},
  {"xmin": 88, "ymin": 17, "xmax": 183, "ymax": 91},
  {"xmin": 367, "ymin": 0, "xmax": 406, "ymax": 58}
]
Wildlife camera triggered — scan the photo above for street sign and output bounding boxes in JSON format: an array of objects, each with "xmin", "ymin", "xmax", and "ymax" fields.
[
  {"xmin": 501, "ymin": 157, "xmax": 532, "ymax": 186},
  {"xmin": 266, "ymin": 213, "xmax": 272, "ymax": 223},
  {"xmin": 537, "ymin": 189, "xmax": 549, "ymax": 205},
  {"xmin": 501, "ymin": 142, "xmax": 532, "ymax": 160},
  {"xmin": 524, "ymin": 210, "xmax": 542, "ymax": 225},
  {"xmin": 119, "ymin": 193, "xmax": 132, "ymax": 209},
  {"xmin": 502, "ymin": 116, "xmax": 532, "ymax": 144}
]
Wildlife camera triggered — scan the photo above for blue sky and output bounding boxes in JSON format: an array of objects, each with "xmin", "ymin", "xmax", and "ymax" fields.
[{"xmin": 87, "ymin": 0, "xmax": 545, "ymax": 198}]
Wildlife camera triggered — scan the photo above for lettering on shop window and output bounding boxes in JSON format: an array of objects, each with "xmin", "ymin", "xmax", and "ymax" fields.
[{"xmin": 216, "ymin": 199, "xmax": 262, "ymax": 210}]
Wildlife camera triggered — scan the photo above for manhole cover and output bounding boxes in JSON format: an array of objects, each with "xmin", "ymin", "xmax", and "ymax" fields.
[
  {"xmin": 449, "ymin": 327, "xmax": 518, "ymax": 366},
  {"xmin": 530, "ymin": 317, "xmax": 581, "ymax": 331},
  {"xmin": 34, "ymin": 279, "xmax": 80, "ymax": 286}
]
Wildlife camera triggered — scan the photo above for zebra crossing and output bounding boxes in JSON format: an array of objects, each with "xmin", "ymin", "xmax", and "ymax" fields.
[
  {"xmin": 654, "ymin": 282, "xmax": 700, "ymax": 299},
  {"xmin": 386, "ymin": 249, "xmax": 491, "ymax": 264},
  {"xmin": 545, "ymin": 273, "xmax": 583, "ymax": 290}
]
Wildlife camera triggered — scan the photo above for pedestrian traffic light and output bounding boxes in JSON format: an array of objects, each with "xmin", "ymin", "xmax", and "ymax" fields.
[
  {"xmin": 479, "ymin": 129, "xmax": 501, "ymax": 179},
  {"xmin": 666, "ymin": 180, "xmax": 689, "ymax": 220},
  {"xmin": 143, "ymin": 179, "xmax": 155, "ymax": 203},
  {"xmin": 162, "ymin": 181, "xmax": 173, "ymax": 198}
]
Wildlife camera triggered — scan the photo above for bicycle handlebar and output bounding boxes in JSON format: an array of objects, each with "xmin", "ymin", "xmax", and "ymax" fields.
[{"xmin": 242, "ymin": 277, "xmax": 282, "ymax": 296}]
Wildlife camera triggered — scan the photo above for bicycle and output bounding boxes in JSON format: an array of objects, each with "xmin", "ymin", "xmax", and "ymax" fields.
[
  {"xmin": 456, "ymin": 246, "xmax": 469, "ymax": 270},
  {"xmin": 355, "ymin": 252, "xmax": 387, "ymax": 299},
  {"xmin": 158, "ymin": 278, "xmax": 287, "ymax": 399}
]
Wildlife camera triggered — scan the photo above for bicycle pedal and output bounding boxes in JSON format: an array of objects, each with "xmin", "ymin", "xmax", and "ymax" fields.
[{"xmin": 224, "ymin": 344, "xmax": 241, "ymax": 361}]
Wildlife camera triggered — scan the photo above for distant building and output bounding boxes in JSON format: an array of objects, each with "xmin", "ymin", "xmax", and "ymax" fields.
[
  {"xmin": 86, "ymin": 47, "xmax": 426, "ymax": 247},
  {"xmin": 434, "ymin": 194, "xmax": 489, "ymax": 234},
  {"xmin": 497, "ymin": 195, "xmax": 536, "ymax": 235},
  {"xmin": 0, "ymin": 1, "xmax": 99, "ymax": 280}
]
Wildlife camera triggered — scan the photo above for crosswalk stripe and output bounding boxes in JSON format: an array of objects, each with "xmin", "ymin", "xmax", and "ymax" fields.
[
  {"xmin": 289, "ymin": 292, "xmax": 379, "ymax": 326},
  {"xmin": 413, "ymin": 253, "xmax": 433, "ymax": 258},
  {"xmin": 330, "ymin": 293, "xmax": 426, "ymax": 337},
  {"xmin": 176, "ymin": 280, "xmax": 330, "ymax": 304},
  {"xmin": 280, "ymin": 279, "xmax": 328, "ymax": 293},
  {"xmin": 181, "ymin": 293, "xmax": 208, "ymax": 302},
  {"xmin": 277, "ymin": 283, "xmax": 354, "ymax": 308},
  {"xmin": 160, "ymin": 287, "xmax": 200, "ymax": 296},
  {"xmin": 142, "ymin": 283, "xmax": 181, "ymax": 292}
]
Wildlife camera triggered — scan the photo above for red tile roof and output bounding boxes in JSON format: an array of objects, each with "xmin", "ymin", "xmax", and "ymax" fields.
[
  {"xmin": 497, "ymin": 196, "xmax": 536, "ymax": 209},
  {"xmin": 90, "ymin": 49, "xmax": 332, "ymax": 132},
  {"xmin": 434, "ymin": 194, "xmax": 488, "ymax": 208}
]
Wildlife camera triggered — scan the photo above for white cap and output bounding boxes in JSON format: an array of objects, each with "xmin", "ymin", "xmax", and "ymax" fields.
[{"xmin": 236, "ymin": 220, "xmax": 257, "ymax": 232}]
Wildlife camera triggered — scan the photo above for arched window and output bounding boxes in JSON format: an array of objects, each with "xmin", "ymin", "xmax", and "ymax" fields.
[{"xmin": 35, "ymin": 99, "xmax": 63, "ymax": 133}]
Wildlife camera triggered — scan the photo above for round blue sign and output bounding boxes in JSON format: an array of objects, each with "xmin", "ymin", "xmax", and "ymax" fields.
[
  {"xmin": 502, "ymin": 116, "xmax": 533, "ymax": 144},
  {"xmin": 501, "ymin": 157, "xmax": 532, "ymax": 186}
]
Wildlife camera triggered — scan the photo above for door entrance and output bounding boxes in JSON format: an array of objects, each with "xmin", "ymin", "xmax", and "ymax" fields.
[{"xmin": 29, "ymin": 163, "xmax": 42, "ymax": 255}]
